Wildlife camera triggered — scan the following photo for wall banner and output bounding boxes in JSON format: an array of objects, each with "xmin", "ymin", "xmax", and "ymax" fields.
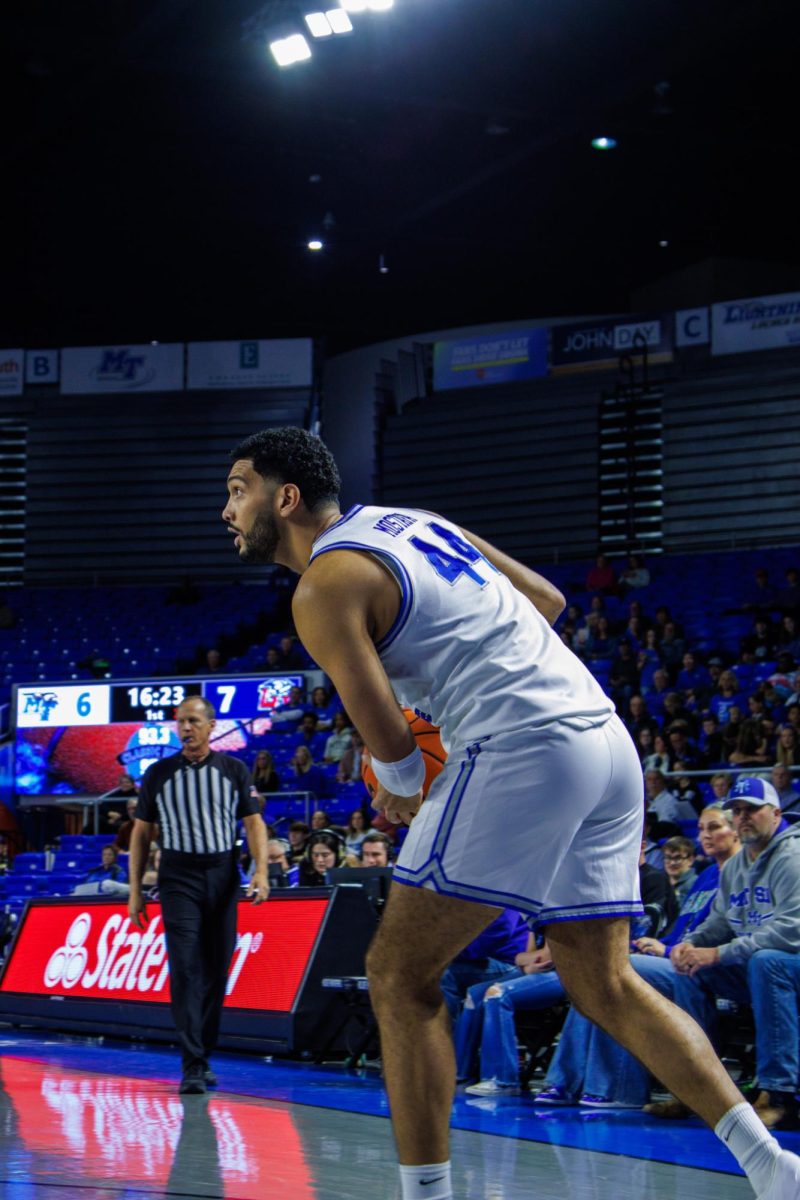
[
  {"xmin": 25, "ymin": 349, "xmax": 60, "ymax": 385},
  {"xmin": 551, "ymin": 316, "xmax": 673, "ymax": 374},
  {"xmin": 711, "ymin": 291, "xmax": 800, "ymax": 356},
  {"xmin": 187, "ymin": 339, "xmax": 313, "ymax": 390},
  {"xmin": 432, "ymin": 329, "xmax": 548, "ymax": 391},
  {"xmin": 0, "ymin": 350, "xmax": 24, "ymax": 396},
  {"xmin": 675, "ymin": 308, "xmax": 710, "ymax": 348},
  {"xmin": 60, "ymin": 344, "xmax": 184, "ymax": 395}
]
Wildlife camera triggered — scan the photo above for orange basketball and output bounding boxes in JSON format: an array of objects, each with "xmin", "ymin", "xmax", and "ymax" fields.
[{"xmin": 361, "ymin": 709, "xmax": 447, "ymax": 800}]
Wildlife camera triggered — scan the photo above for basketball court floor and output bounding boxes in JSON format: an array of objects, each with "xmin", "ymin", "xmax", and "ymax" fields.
[{"xmin": 1, "ymin": 1030, "xmax": 793, "ymax": 1199}]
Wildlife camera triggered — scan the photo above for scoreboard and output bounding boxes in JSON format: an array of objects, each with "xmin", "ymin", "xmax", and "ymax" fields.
[{"xmin": 13, "ymin": 671, "xmax": 321, "ymax": 798}]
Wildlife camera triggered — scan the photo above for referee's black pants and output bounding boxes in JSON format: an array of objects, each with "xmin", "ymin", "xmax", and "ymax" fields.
[{"xmin": 158, "ymin": 849, "xmax": 241, "ymax": 1074}]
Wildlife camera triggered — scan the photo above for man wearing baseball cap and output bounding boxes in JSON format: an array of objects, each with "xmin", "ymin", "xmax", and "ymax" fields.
[{"xmin": 650, "ymin": 776, "xmax": 800, "ymax": 1131}]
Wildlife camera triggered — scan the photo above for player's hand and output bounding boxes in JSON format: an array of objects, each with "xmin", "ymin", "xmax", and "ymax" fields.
[
  {"xmin": 247, "ymin": 870, "xmax": 270, "ymax": 905},
  {"xmin": 128, "ymin": 892, "xmax": 149, "ymax": 930},
  {"xmin": 371, "ymin": 783, "xmax": 424, "ymax": 826}
]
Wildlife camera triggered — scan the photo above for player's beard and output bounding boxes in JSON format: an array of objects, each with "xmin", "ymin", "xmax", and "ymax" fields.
[{"xmin": 240, "ymin": 510, "xmax": 280, "ymax": 564}]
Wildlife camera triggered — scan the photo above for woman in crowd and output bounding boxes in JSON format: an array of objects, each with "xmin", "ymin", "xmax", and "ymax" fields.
[
  {"xmin": 298, "ymin": 830, "xmax": 347, "ymax": 887},
  {"xmin": 290, "ymin": 745, "xmax": 329, "ymax": 799},
  {"xmin": 345, "ymin": 807, "xmax": 371, "ymax": 855},
  {"xmin": 251, "ymin": 749, "xmax": 281, "ymax": 794},
  {"xmin": 776, "ymin": 724, "xmax": 799, "ymax": 768},
  {"xmin": 323, "ymin": 711, "xmax": 353, "ymax": 763}
]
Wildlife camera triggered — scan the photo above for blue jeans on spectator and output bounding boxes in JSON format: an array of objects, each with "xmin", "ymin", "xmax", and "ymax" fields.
[
  {"xmin": 455, "ymin": 972, "xmax": 567, "ymax": 1085},
  {"xmin": 747, "ymin": 950, "xmax": 800, "ymax": 1094},
  {"xmin": 545, "ymin": 953, "xmax": 679, "ymax": 1104},
  {"xmin": 441, "ymin": 958, "xmax": 520, "ymax": 1025}
]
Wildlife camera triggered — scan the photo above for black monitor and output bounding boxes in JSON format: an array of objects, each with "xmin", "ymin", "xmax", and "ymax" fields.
[{"xmin": 326, "ymin": 866, "xmax": 392, "ymax": 914}]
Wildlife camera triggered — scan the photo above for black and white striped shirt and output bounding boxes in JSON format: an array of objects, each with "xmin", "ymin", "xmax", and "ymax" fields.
[{"xmin": 136, "ymin": 751, "xmax": 259, "ymax": 855}]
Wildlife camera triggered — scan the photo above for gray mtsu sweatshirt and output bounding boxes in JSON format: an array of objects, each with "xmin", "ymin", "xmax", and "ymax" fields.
[{"xmin": 684, "ymin": 823, "xmax": 800, "ymax": 963}]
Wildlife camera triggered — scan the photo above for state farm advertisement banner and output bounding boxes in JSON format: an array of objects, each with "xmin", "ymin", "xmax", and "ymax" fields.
[{"xmin": 0, "ymin": 898, "xmax": 329, "ymax": 1012}]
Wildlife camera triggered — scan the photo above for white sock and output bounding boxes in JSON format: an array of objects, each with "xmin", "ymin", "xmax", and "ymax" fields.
[
  {"xmin": 398, "ymin": 1161, "xmax": 452, "ymax": 1200},
  {"xmin": 715, "ymin": 1102, "xmax": 781, "ymax": 1195}
]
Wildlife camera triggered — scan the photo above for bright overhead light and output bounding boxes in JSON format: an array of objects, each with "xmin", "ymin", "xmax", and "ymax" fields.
[
  {"xmin": 326, "ymin": 7, "xmax": 353, "ymax": 32},
  {"xmin": 591, "ymin": 136, "xmax": 617, "ymax": 151},
  {"xmin": 340, "ymin": 0, "xmax": 368, "ymax": 11},
  {"xmin": 269, "ymin": 34, "xmax": 312, "ymax": 66},
  {"xmin": 308, "ymin": 239, "xmax": 324, "ymax": 251},
  {"xmin": 305, "ymin": 12, "xmax": 333, "ymax": 36},
  {"xmin": 368, "ymin": 0, "xmax": 394, "ymax": 9}
]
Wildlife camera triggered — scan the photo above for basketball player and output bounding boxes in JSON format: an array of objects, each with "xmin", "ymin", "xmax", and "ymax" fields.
[{"xmin": 222, "ymin": 427, "xmax": 799, "ymax": 1200}]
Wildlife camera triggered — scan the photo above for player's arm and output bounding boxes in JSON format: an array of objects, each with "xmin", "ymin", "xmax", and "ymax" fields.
[
  {"xmin": 458, "ymin": 526, "xmax": 565, "ymax": 625},
  {"xmin": 292, "ymin": 553, "xmax": 422, "ymax": 821}
]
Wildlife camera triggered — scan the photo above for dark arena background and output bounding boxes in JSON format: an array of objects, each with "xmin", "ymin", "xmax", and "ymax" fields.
[{"xmin": 1, "ymin": 1, "xmax": 799, "ymax": 1197}]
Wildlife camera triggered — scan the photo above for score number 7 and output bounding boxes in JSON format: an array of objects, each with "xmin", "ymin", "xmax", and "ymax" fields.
[
  {"xmin": 409, "ymin": 522, "xmax": 497, "ymax": 587},
  {"xmin": 216, "ymin": 685, "xmax": 237, "ymax": 714}
]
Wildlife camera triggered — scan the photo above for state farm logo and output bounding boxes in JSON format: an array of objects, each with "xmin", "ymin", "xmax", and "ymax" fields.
[{"xmin": 42, "ymin": 911, "xmax": 262, "ymax": 997}]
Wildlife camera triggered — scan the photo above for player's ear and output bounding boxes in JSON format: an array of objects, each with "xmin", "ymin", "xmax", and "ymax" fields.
[{"xmin": 275, "ymin": 482, "xmax": 302, "ymax": 517}]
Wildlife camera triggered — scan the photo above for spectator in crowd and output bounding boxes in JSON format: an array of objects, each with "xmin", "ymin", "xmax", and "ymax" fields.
[
  {"xmin": 642, "ymin": 733, "xmax": 670, "ymax": 774},
  {"xmin": 269, "ymin": 685, "xmax": 307, "ymax": 725},
  {"xmin": 645, "ymin": 769, "xmax": 680, "ymax": 824},
  {"xmin": 777, "ymin": 567, "xmax": 800, "ymax": 616},
  {"xmin": 645, "ymin": 777, "xmax": 800, "ymax": 1127},
  {"xmin": 251, "ymin": 750, "xmax": 281, "ymax": 794},
  {"xmin": 741, "ymin": 567, "xmax": 777, "ymax": 617},
  {"xmin": 141, "ymin": 844, "xmax": 161, "ymax": 894},
  {"xmin": 721, "ymin": 706, "xmax": 745, "ymax": 760},
  {"xmin": 777, "ymin": 616, "xmax": 800, "ymax": 660},
  {"xmin": 709, "ymin": 772, "xmax": 734, "ymax": 803},
  {"xmin": 671, "ymin": 760, "xmax": 703, "ymax": 820},
  {"xmin": 747, "ymin": 616, "xmax": 778, "ymax": 661},
  {"xmin": 586, "ymin": 615, "xmax": 617, "ymax": 661},
  {"xmin": 537, "ymin": 804, "xmax": 740, "ymax": 1108},
  {"xmin": 608, "ymin": 641, "xmax": 640, "ymax": 712},
  {"xmin": 637, "ymin": 628, "xmax": 663, "ymax": 693},
  {"xmin": 710, "ymin": 670, "xmax": 747, "ymax": 726},
  {"xmin": 113, "ymin": 797, "xmax": 140, "ymax": 851},
  {"xmin": 298, "ymin": 830, "xmax": 346, "ymax": 886},
  {"xmin": 309, "ymin": 685, "xmax": 339, "ymax": 730},
  {"xmin": 728, "ymin": 718, "xmax": 771, "ymax": 768},
  {"xmin": 290, "ymin": 746, "xmax": 329, "ymax": 799},
  {"xmin": 79, "ymin": 844, "xmax": 128, "ymax": 892},
  {"xmin": 277, "ymin": 633, "xmax": 304, "ymax": 668},
  {"xmin": 345, "ymin": 807, "xmax": 371, "ymax": 855},
  {"xmin": 659, "ymin": 622, "xmax": 686, "ymax": 677},
  {"xmin": 622, "ymin": 615, "xmax": 646, "ymax": 654},
  {"xmin": 264, "ymin": 645, "xmax": 283, "ymax": 669},
  {"xmin": 618, "ymin": 554, "xmax": 650, "ymax": 592},
  {"xmin": 776, "ymin": 725, "xmax": 799, "ymax": 769},
  {"xmin": 441, "ymin": 908, "xmax": 533, "ymax": 1024},
  {"xmin": 661, "ymin": 836, "xmax": 698, "ymax": 908},
  {"xmin": 636, "ymin": 727, "xmax": 655, "ymax": 763},
  {"xmin": 585, "ymin": 553, "xmax": 616, "ymax": 595},
  {"xmin": 771, "ymin": 764, "xmax": 800, "ymax": 811},
  {"xmin": 323, "ymin": 711, "xmax": 354, "ymax": 762},
  {"xmin": 287, "ymin": 821, "xmax": 310, "ymax": 864},
  {"xmin": 338, "ymin": 731, "xmax": 365, "ymax": 783},
  {"xmin": 205, "ymin": 648, "xmax": 224, "ymax": 673},
  {"xmin": 643, "ymin": 811, "xmax": 665, "ymax": 869},
  {"xmin": 100, "ymin": 773, "xmax": 140, "ymax": 835},
  {"xmin": 666, "ymin": 720, "xmax": 700, "ymax": 770},
  {"xmin": 676, "ymin": 652, "xmax": 712, "ymax": 703},
  {"xmin": 644, "ymin": 668, "xmax": 671, "ymax": 722},
  {"xmin": 625, "ymin": 695, "xmax": 657, "ymax": 742},
  {"xmin": 293, "ymin": 712, "xmax": 323, "ymax": 750},
  {"xmin": 0, "ymin": 833, "xmax": 11, "ymax": 874},
  {"xmin": 311, "ymin": 808, "xmax": 330, "ymax": 831},
  {"xmin": 267, "ymin": 838, "xmax": 299, "ymax": 887},
  {"xmin": 360, "ymin": 831, "xmax": 393, "ymax": 868},
  {"xmin": 698, "ymin": 714, "xmax": 725, "ymax": 767}
]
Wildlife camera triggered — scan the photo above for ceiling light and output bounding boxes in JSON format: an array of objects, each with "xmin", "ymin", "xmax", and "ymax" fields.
[
  {"xmin": 308, "ymin": 239, "xmax": 324, "ymax": 251},
  {"xmin": 326, "ymin": 8, "xmax": 353, "ymax": 32},
  {"xmin": 591, "ymin": 136, "xmax": 617, "ymax": 151},
  {"xmin": 269, "ymin": 34, "xmax": 312, "ymax": 66},
  {"xmin": 340, "ymin": 0, "xmax": 368, "ymax": 10},
  {"xmin": 304, "ymin": 12, "xmax": 333, "ymax": 36},
  {"xmin": 368, "ymin": 0, "xmax": 394, "ymax": 8}
]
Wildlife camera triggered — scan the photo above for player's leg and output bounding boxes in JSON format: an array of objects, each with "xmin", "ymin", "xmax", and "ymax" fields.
[
  {"xmin": 546, "ymin": 917, "xmax": 800, "ymax": 1199},
  {"xmin": 546, "ymin": 916, "xmax": 741, "ymax": 1124},
  {"xmin": 365, "ymin": 883, "xmax": 500, "ymax": 1166}
]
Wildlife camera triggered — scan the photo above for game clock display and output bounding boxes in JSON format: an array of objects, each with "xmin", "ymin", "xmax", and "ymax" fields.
[{"xmin": 13, "ymin": 672, "xmax": 309, "ymax": 797}]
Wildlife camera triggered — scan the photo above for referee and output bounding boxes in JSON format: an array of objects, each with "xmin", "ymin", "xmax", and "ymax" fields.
[{"xmin": 128, "ymin": 696, "xmax": 268, "ymax": 1094}]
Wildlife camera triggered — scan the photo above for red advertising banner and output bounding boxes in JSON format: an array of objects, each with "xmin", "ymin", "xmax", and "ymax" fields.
[{"xmin": 0, "ymin": 898, "xmax": 329, "ymax": 1012}]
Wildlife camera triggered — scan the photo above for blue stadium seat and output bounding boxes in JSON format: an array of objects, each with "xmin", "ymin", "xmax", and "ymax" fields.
[{"xmin": 11, "ymin": 853, "xmax": 47, "ymax": 874}]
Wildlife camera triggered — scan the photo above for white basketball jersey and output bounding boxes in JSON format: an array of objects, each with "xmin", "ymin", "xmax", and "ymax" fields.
[{"xmin": 309, "ymin": 505, "xmax": 614, "ymax": 752}]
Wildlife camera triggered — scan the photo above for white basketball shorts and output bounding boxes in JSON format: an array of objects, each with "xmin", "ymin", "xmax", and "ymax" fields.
[{"xmin": 393, "ymin": 712, "xmax": 644, "ymax": 925}]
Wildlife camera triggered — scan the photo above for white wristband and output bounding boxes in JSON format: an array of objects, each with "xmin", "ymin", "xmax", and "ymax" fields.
[{"xmin": 371, "ymin": 746, "xmax": 426, "ymax": 796}]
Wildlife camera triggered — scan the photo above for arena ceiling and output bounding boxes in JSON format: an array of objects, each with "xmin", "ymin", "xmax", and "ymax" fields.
[{"xmin": 4, "ymin": 0, "xmax": 797, "ymax": 353}]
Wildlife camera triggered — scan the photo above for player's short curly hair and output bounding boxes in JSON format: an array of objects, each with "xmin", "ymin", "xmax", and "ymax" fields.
[{"xmin": 231, "ymin": 427, "xmax": 340, "ymax": 512}]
